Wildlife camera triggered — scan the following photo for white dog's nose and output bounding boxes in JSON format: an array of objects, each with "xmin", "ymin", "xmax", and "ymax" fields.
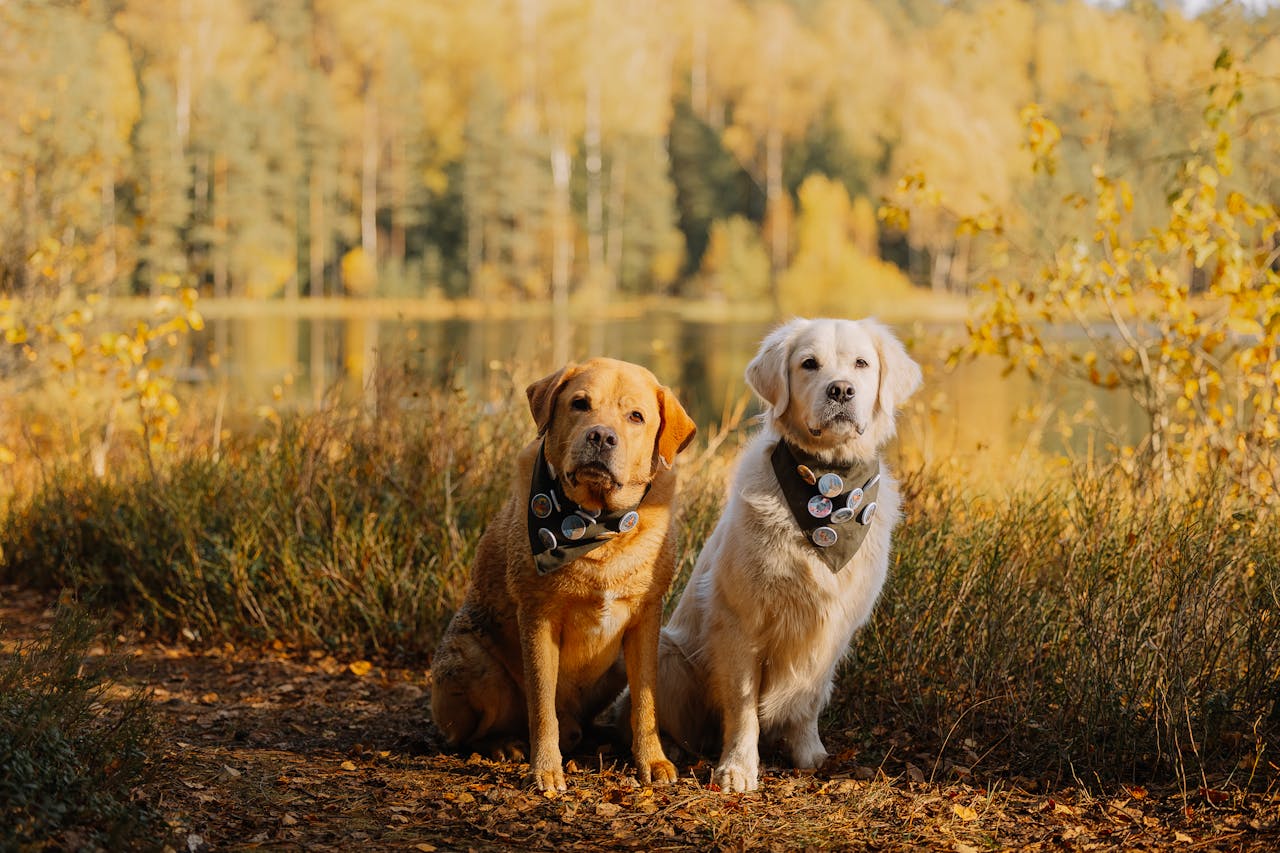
[{"xmin": 826, "ymin": 381, "xmax": 855, "ymax": 402}]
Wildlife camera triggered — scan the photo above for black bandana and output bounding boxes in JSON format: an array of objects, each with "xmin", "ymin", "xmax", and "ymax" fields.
[
  {"xmin": 769, "ymin": 439, "xmax": 881, "ymax": 573},
  {"xmin": 526, "ymin": 443, "xmax": 646, "ymax": 575}
]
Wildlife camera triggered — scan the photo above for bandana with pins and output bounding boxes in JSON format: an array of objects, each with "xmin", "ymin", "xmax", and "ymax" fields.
[
  {"xmin": 526, "ymin": 442, "xmax": 647, "ymax": 574},
  {"xmin": 769, "ymin": 439, "xmax": 881, "ymax": 572}
]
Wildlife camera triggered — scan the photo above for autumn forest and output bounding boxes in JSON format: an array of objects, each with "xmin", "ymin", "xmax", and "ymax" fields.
[{"xmin": 5, "ymin": 0, "xmax": 1280, "ymax": 317}]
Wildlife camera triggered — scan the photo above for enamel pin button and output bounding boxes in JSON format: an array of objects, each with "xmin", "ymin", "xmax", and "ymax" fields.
[
  {"xmin": 538, "ymin": 528, "xmax": 557, "ymax": 550},
  {"xmin": 807, "ymin": 495, "xmax": 833, "ymax": 518},
  {"xmin": 859, "ymin": 502, "xmax": 877, "ymax": 524},
  {"xmin": 618, "ymin": 511, "xmax": 639, "ymax": 533},
  {"xmin": 561, "ymin": 515, "xmax": 588, "ymax": 540},
  {"xmin": 812, "ymin": 526, "xmax": 838, "ymax": 547},
  {"xmin": 531, "ymin": 493, "xmax": 553, "ymax": 519},
  {"xmin": 818, "ymin": 473, "xmax": 844, "ymax": 497}
]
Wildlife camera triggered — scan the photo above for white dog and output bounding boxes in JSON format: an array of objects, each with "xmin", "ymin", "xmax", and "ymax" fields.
[{"xmin": 655, "ymin": 317, "xmax": 921, "ymax": 792}]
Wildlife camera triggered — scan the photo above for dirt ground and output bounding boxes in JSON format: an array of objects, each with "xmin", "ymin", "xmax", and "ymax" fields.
[{"xmin": 3, "ymin": 586, "xmax": 1278, "ymax": 852}]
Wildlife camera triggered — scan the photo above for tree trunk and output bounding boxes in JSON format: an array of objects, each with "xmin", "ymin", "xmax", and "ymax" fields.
[
  {"xmin": 550, "ymin": 135, "xmax": 572, "ymax": 313},
  {"xmin": 360, "ymin": 79, "xmax": 379, "ymax": 288},
  {"xmin": 766, "ymin": 123, "xmax": 785, "ymax": 314}
]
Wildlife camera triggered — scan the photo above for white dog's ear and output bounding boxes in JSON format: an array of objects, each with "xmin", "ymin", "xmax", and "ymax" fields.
[
  {"xmin": 868, "ymin": 320, "xmax": 922, "ymax": 414},
  {"xmin": 526, "ymin": 363, "xmax": 578, "ymax": 436},
  {"xmin": 745, "ymin": 319, "xmax": 804, "ymax": 419}
]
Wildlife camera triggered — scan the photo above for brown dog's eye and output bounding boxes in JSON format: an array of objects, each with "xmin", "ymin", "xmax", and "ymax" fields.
[
  {"xmin": 855, "ymin": 358, "xmax": 869, "ymax": 369},
  {"xmin": 800, "ymin": 356, "xmax": 820, "ymax": 371},
  {"xmin": 629, "ymin": 410, "xmax": 645, "ymax": 424},
  {"xmin": 571, "ymin": 397, "xmax": 591, "ymax": 411}
]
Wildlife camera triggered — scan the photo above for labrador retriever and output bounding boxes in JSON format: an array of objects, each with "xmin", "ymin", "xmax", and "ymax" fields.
[
  {"xmin": 654, "ymin": 318, "xmax": 921, "ymax": 792},
  {"xmin": 430, "ymin": 358, "xmax": 696, "ymax": 791}
]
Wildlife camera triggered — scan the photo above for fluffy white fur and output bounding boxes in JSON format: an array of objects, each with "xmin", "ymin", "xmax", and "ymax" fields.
[{"xmin": 655, "ymin": 317, "xmax": 922, "ymax": 793}]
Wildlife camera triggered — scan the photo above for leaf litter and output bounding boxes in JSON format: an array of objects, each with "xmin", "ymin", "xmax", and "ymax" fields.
[{"xmin": 2, "ymin": 586, "xmax": 1278, "ymax": 851}]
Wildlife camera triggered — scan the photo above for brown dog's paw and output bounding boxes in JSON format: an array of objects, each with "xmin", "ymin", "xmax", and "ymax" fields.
[
  {"xmin": 476, "ymin": 737, "xmax": 527, "ymax": 762},
  {"xmin": 639, "ymin": 758, "xmax": 678, "ymax": 786}
]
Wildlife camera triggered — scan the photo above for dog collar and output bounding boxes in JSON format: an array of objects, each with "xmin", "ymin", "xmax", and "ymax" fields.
[
  {"xmin": 770, "ymin": 439, "xmax": 880, "ymax": 573},
  {"xmin": 526, "ymin": 442, "xmax": 646, "ymax": 575}
]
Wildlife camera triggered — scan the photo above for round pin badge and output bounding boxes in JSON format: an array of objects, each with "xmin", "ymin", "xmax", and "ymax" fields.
[
  {"xmin": 807, "ymin": 495, "xmax": 833, "ymax": 518},
  {"xmin": 846, "ymin": 488, "xmax": 864, "ymax": 511},
  {"xmin": 530, "ymin": 493, "xmax": 553, "ymax": 519},
  {"xmin": 812, "ymin": 526, "xmax": 838, "ymax": 547},
  {"xmin": 830, "ymin": 506, "xmax": 855, "ymax": 524},
  {"xmin": 858, "ymin": 502, "xmax": 877, "ymax": 524},
  {"xmin": 796, "ymin": 465, "xmax": 817, "ymax": 485},
  {"xmin": 561, "ymin": 514, "xmax": 588, "ymax": 540},
  {"xmin": 818, "ymin": 473, "xmax": 844, "ymax": 497},
  {"xmin": 538, "ymin": 528, "xmax": 558, "ymax": 550},
  {"xmin": 618, "ymin": 511, "xmax": 639, "ymax": 533}
]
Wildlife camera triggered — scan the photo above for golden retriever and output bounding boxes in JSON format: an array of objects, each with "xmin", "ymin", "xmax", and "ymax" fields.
[
  {"xmin": 430, "ymin": 358, "xmax": 696, "ymax": 791},
  {"xmin": 654, "ymin": 318, "xmax": 921, "ymax": 792}
]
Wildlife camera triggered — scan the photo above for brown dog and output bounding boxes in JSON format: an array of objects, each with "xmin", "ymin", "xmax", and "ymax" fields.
[{"xmin": 430, "ymin": 358, "xmax": 696, "ymax": 791}]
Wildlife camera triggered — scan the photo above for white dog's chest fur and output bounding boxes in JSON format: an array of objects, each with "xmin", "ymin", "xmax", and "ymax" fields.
[{"xmin": 696, "ymin": 439, "xmax": 895, "ymax": 726}]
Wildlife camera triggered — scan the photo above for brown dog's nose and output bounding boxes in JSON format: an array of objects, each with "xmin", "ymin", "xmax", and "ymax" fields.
[
  {"xmin": 826, "ymin": 381, "xmax": 855, "ymax": 402},
  {"xmin": 586, "ymin": 426, "xmax": 619, "ymax": 449}
]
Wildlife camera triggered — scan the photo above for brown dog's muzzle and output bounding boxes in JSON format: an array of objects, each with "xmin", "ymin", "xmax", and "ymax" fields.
[{"xmin": 568, "ymin": 424, "xmax": 624, "ymax": 488}]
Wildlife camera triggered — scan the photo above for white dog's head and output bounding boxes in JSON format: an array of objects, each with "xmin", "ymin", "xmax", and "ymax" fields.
[{"xmin": 745, "ymin": 317, "xmax": 922, "ymax": 463}]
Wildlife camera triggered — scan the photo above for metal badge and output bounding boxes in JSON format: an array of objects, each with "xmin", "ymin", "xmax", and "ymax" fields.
[
  {"xmin": 812, "ymin": 526, "xmax": 838, "ymax": 547},
  {"xmin": 859, "ymin": 502, "xmax": 877, "ymax": 524},
  {"xmin": 846, "ymin": 488, "xmax": 864, "ymax": 511},
  {"xmin": 538, "ymin": 528, "xmax": 558, "ymax": 550},
  {"xmin": 618, "ymin": 511, "xmax": 639, "ymax": 533},
  {"xmin": 796, "ymin": 464, "xmax": 817, "ymax": 485},
  {"xmin": 561, "ymin": 515, "xmax": 588, "ymax": 540},
  {"xmin": 818, "ymin": 473, "xmax": 844, "ymax": 497},
  {"xmin": 530, "ymin": 493, "xmax": 553, "ymax": 519},
  {"xmin": 863, "ymin": 473, "xmax": 881, "ymax": 491},
  {"xmin": 807, "ymin": 495, "xmax": 833, "ymax": 518},
  {"xmin": 830, "ymin": 506, "xmax": 855, "ymax": 524}
]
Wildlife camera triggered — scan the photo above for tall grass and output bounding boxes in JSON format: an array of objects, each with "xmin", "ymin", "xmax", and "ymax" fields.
[
  {"xmin": 2, "ymin": 382, "xmax": 522, "ymax": 656},
  {"xmin": 1, "ymin": 383, "xmax": 1277, "ymax": 784},
  {"xmin": 836, "ymin": 468, "xmax": 1280, "ymax": 788}
]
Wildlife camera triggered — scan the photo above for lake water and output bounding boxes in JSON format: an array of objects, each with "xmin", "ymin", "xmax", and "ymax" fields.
[{"xmin": 185, "ymin": 309, "xmax": 1146, "ymax": 477}]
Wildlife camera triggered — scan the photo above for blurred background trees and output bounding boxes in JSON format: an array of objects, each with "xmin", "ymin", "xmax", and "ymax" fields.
[{"xmin": 1, "ymin": 0, "xmax": 1278, "ymax": 308}]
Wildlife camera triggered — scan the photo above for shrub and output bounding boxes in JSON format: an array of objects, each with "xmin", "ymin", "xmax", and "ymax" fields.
[{"xmin": 0, "ymin": 606, "xmax": 159, "ymax": 850}]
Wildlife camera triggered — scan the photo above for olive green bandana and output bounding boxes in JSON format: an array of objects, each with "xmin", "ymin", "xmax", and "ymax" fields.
[
  {"xmin": 769, "ymin": 439, "xmax": 881, "ymax": 573},
  {"xmin": 526, "ymin": 442, "xmax": 646, "ymax": 575}
]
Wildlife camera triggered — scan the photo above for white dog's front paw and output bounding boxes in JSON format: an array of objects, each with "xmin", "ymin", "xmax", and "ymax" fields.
[
  {"xmin": 791, "ymin": 741, "xmax": 829, "ymax": 770},
  {"xmin": 713, "ymin": 760, "xmax": 759, "ymax": 792}
]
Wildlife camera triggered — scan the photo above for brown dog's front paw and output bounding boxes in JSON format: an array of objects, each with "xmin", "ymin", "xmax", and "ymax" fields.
[
  {"xmin": 639, "ymin": 758, "xmax": 677, "ymax": 786},
  {"xmin": 531, "ymin": 764, "xmax": 566, "ymax": 792}
]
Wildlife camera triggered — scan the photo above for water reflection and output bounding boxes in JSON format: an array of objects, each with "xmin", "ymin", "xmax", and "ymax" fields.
[{"xmin": 186, "ymin": 312, "xmax": 1146, "ymax": 474}]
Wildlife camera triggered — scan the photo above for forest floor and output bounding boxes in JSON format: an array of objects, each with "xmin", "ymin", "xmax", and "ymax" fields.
[{"xmin": 4, "ymin": 586, "xmax": 1278, "ymax": 852}]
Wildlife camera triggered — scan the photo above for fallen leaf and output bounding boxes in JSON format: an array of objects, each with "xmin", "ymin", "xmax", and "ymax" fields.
[
  {"xmin": 952, "ymin": 804, "xmax": 978, "ymax": 821},
  {"xmin": 1175, "ymin": 832, "xmax": 1193, "ymax": 843},
  {"xmin": 1054, "ymin": 802, "xmax": 1076, "ymax": 816},
  {"xmin": 413, "ymin": 846, "xmax": 436, "ymax": 852},
  {"xmin": 281, "ymin": 814, "xmax": 297, "ymax": 826},
  {"xmin": 349, "ymin": 660, "xmax": 373, "ymax": 676},
  {"xmin": 595, "ymin": 802, "xmax": 622, "ymax": 818},
  {"xmin": 340, "ymin": 760, "xmax": 357, "ymax": 771}
]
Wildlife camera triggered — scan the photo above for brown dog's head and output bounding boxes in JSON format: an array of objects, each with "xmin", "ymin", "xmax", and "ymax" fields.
[{"xmin": 526, "ymin": 358, "xmax": 696, "ymax": 513}]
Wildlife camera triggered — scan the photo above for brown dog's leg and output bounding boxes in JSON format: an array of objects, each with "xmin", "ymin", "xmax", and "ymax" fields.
[
  {"xmin": 519, "ymin": 609, "xmax": 566, "ymax": 791},
  {"xmin": 623, "ymin": 605, "xmax": 678, "ymax": 785}
]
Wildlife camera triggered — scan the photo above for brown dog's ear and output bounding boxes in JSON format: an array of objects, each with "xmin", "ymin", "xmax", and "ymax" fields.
[
  {"xmin": 655, "ymin": 384, "xmax": 696, "ymax": 466},
  {"xmin": 745, "ymin": 318, "xmax": 805, "ymax": 420},
  {"xmin": 526, "ymin": 364, "xmax": 577, "ymax": 436},
  {"xmin": 654, "ymin": 385, "xmax": 697, "ymax": 469},
  {"xmin": 867, "ymin": 319, "xmax": 922, "ymax": 414}
]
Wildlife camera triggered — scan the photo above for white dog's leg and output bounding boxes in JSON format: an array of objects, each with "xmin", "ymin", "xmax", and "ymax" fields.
[
  {"xmin": 710, "ymin": 647, "xmax": 761, "ymax": 792},
  {"xmin": 782, "ymin": 713, "xmax": 829, "ymax": 770}
]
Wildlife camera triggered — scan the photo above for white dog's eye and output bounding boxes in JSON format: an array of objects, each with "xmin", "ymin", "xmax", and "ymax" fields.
[
  {"xmin": 571, "ymin": 396, "xmax": 591, "ymax": 411},
  {"xmin": 855, "ymin": 358, "xmax": 869, "ymax": 369},
  {"xmin": 629, "ymin": 410, "xmax": 645, "ymax": 424},
  {"xmin": 800, "ymin": 356, "xmax": 820, "ymax": 371}
]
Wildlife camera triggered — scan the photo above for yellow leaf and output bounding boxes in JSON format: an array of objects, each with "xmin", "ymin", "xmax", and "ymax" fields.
[
  {"xmin": 348, "ymin": 660, "xmax": 373, "ymax": 677},
  {"xmin": 340, "ymin": 760, "xmax": 357, "ymax": 771},
  {"xmin": 0, "ymin": 446, "xmax": 15, "ymax": 465},
  {"xmin": 952, "ymin": 804, "xmax": 978, "ymax": 821}
]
